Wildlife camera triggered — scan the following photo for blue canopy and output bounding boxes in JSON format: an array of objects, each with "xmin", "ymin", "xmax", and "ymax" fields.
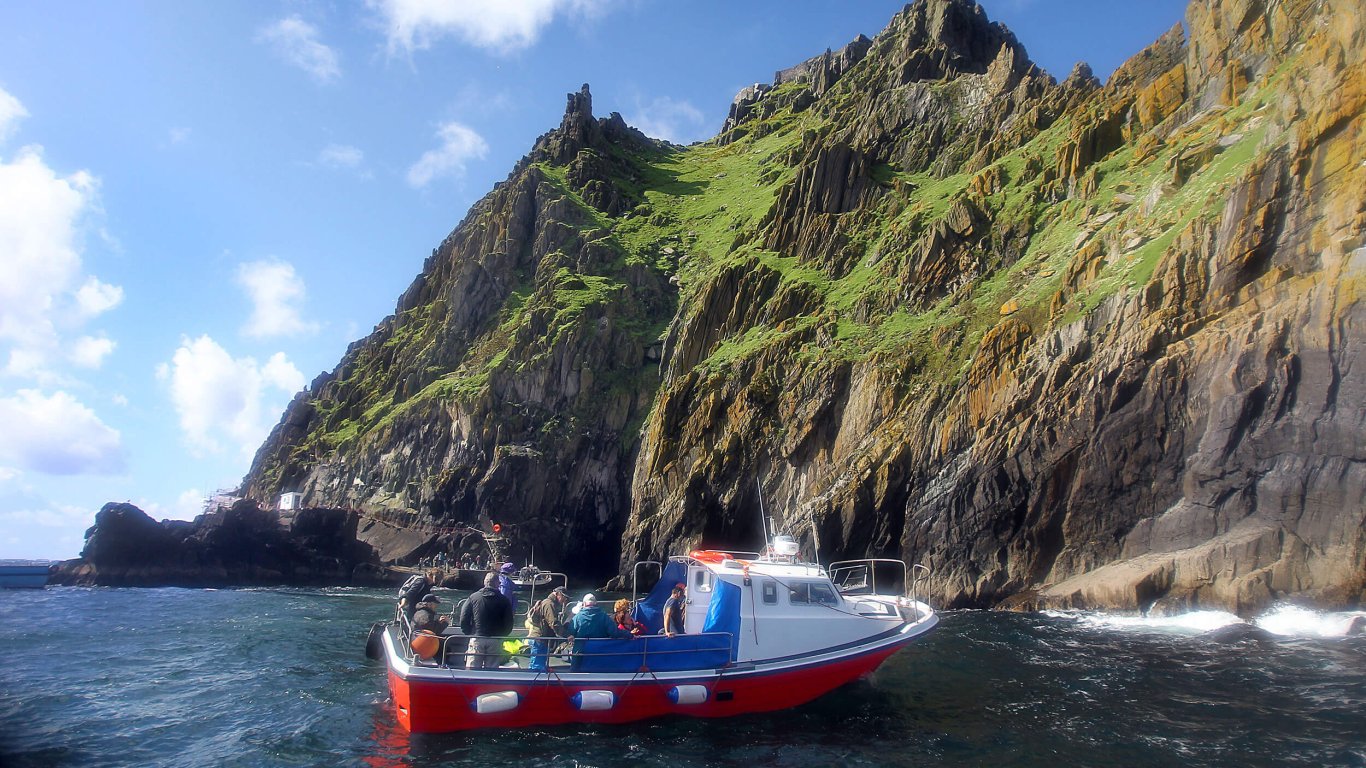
[{"xmin": 634, "ymin": 560, "xmax": 689, "ymax": 634}]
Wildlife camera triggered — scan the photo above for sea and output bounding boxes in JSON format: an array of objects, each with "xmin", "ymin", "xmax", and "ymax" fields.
[{"xmin": 0, "ymin": 586, "xmax": 1362, "ymax": 768}]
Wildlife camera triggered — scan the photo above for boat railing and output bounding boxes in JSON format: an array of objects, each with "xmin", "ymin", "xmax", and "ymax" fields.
[
  {"xmin": 908, "ymin": 563, "xmax": 931, "ymax": 619},
  {"xmin": 400, "ymin": 629, "xmax": 735, "ymax": 673},
  {"xmin": 827, "ymin": 558, "xmax": 908, "ymax": 597},
  {"xmin": 631, "ymin": 560, "xmax": 661, "ymax": 606}
]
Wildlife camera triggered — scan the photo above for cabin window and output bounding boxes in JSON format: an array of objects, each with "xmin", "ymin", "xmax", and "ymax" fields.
[
  {"xmin": 693, "ymin": 569, "xmax": 713, "ymax": 594},
  {"xmin": 761, "ymin": 579, "xmax": 778, "ymax": 604},
  {"xmin": 788, "ymin": 581, "xmax": 839, "ymax": 606}
]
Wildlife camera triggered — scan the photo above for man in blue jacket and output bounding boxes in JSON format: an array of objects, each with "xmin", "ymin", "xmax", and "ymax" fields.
[{"xmin": 568, "ymin": 593, "xmax": 629, "ymax": 639}]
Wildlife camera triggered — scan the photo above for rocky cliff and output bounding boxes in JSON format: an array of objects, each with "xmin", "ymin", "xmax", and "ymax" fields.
[
  {"xmin": 239, "ymin": 0, "xmax": 1364, "ymax": 613},
  {"xmin": 52, "ymin": 502, "xmax": 386, "ymax": 587}
]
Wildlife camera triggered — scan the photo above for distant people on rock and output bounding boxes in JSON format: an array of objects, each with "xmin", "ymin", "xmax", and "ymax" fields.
[
  {"xmin": 459, "ymin": 572, "xmax": 514, "ymax": 669},
  {"xmin": 398, "ymin": 568, "xmax": 441, "ymax": 620},
  {"xmin": 411, "ymin": 594, "xmax": 449, "ymax": 635},
  {"xmin": 613, "ymin": 598, "xmax": 645, "ymax": 636},
  {"xmin": 525, "ymin": 586, "xmax": 569, "ymax": 671},
  {"xmin": 663, "ymin": 584, "xmax": 687, "ymax": 637},
  {"xmin": 497, "ymin": 562, "xmax": 517, "ymax": 603}
]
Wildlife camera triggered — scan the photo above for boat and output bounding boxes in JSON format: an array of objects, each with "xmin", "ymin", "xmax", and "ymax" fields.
[
  {"xmin": 509, "ymin": 565, "xmax": 553, "ymax": 588},
  {"xmin": 0, "ymin": 560, "xmax": 51, "ymax": 589},
  {"xmin": 366, "ymin": 534, "xmax": 937, "ymax": 732}
]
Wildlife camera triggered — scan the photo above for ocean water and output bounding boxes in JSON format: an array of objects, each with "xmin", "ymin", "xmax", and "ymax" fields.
[{"xmin": 0, "ymin": 587, "xmax": 1362, "ymax": 768}]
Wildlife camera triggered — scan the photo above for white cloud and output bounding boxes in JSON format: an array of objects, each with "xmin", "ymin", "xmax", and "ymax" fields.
[
  {"xmin": 0, "ymin": 389, "xmax": 125, "ymax": 475},
  {"xmin": 169, "ymin": 126, "xmax": 192, "ymax": 144},
  {"xmin": 407, "ymin": 121, "xmax": 488, "ymax": 187},
  {"xmin": 318, "ymin": 143, "xmax": 363, "ymax": 169},
  {"xmin": 256, "ymin": 15, "xmax": 341, "ymax": 84},
  {"xmin": 0, "ymin": 503, "xmax": 90, "ymax": 529},
  {"xmin": 370, "ymin": 0, "xmax": 599, "ymax": 54},
  {"xmin": 161, "ymin": 335, "xmax": 305, "ymax": 457},
  {"xmin": 627, "ymin": 96, "xmax": 708, "ymax": 144},
  {"xmin": 75, "ymin": 277, "xmax": 123, "ymax": 319},
  {"xmin": 69, "ymin": 335, "xmax": 115, "ymax": 369},
  {"xmin": 236, "ymin": 258, "xmax": 319, "ymax": 339},
  {"xmin": 0, "ymin": 86, "xmax": 28, "ymax": 143},
  {"xmin": 0, "ymin": 144, "xmax": 120, "ymax": 381}
]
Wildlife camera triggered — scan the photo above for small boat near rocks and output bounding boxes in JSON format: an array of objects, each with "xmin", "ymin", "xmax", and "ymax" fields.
[
  {"xmin": 367, "ymin": 535, "xmax": 937, "ymax": 732},
  {"xmin": 0, "ymin": 560, "xmax": 51, "ymax": 589}
]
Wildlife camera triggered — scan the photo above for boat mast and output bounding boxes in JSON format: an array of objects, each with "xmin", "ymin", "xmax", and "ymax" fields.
[{"xmin": 755, "ymin": 477, "xmax": 770, "ymax": 552}]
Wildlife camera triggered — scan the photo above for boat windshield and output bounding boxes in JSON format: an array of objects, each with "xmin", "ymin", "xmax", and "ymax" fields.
[{"xmin": 787, "ymin": 580, "xmax": 839, "ymax": 605}]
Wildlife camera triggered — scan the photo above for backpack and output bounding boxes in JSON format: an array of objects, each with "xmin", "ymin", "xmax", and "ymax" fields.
[{"xmin": 398, "ymin": 574, "xmax": 426, "ymax": 603}]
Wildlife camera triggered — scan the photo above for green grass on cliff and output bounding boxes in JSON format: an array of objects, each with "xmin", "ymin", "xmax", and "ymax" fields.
[{"xmin": 283, "ymin": 39, "xmax": 1296, "ymax": 484}]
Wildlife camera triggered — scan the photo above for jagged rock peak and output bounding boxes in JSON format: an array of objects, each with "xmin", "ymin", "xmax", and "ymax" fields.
[
  {"xmin": 880, "ymin": 0, "xmax": 1036, "ymax": 79},
  {"xmin": 525, "ymin": 83, "xmax": 656, "ymax": 168}
]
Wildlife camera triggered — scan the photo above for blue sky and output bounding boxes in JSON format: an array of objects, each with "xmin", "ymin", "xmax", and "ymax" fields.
[{"xmin": 0, "ymin": 0, "xmax": 1189, "ymax": 560}]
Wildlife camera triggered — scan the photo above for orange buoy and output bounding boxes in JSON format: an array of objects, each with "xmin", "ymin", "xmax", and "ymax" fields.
[
  {"xmin": 688, "ymin": 550, "xmax": 732, "ymax": 563},
  {"xmin": 410, "ymin": 630, "xmax": 441, "ymax": 660}
]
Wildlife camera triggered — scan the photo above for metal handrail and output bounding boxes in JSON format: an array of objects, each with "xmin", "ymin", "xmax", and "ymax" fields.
[
  {"xmin": 827, "ymin": 558, "xmax": 910, "ymax": 597},
  {"xmin": 631, "ymin": 560, "xmax": 661, "ymax": 606},
  {"xmin": 909, "ymin": 563, "xmax": 931, "ymax": 614},
  {"xmin": 402, "ymin": 628, "xmax": 736, "ymax": 670}
]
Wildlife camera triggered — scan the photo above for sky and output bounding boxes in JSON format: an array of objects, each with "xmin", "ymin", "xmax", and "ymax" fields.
[{"xmin": 0, "ymin": 0, "xmax": 1191, "ymax": 560}]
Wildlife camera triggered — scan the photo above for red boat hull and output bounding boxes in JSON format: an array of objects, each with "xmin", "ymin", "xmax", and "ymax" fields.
[{"xmin": 388, "ymin": 642, "xmax": 906, "ymax": 733}]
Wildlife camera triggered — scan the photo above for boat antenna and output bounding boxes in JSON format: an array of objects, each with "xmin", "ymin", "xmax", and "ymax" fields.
[
  {"xmin": 809, "ymin": 510, "xmax": 822, "ymax": 569},
  {"xmin": 756, "ymin": 477, "xmax": 770, "ymax": 551}
]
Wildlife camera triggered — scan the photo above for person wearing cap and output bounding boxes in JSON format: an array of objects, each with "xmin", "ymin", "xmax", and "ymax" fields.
[
  {"xmin": 411, "ymin": 593, "xmax": 450, "ymax": 636},
  {"xmin": 459, "ymin": 572, "xmax": 515, "ymax": 669},
  {"xmin": 525, "ymin": 586, "xmax": 569, "ymax": 672},
  {"xmin": 567, "ymin": 593, "xmax": 631, "ymax": 640},
  {"xmin": 497, "ymin": 562, "xmax": 517, "ymax": 604},
  {"xmin": 663, "ymin": 583, "xmax": 687, "ymax": 637}
]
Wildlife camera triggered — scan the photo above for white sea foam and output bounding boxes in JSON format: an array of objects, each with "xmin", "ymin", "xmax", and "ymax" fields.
[
  {"xmin": 1253, "ymin": 604, "xmax": 1366, "ymax": 638},
  {"xmin": 1061, "ymin": 609, "xmax": 1245, "ymax": 634},
  {"xmin": 1044, "ymin": 603, "xmax": 1366, "ymax": 638}
]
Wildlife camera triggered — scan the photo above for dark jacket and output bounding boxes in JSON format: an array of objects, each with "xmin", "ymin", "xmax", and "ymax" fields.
[
  {"xmin": 526, "ymin": 596, "xmax": 566, "ymax": 638},
  {"xmin": 459, "ymin": 587, "xmax": 514, "ymax": 637},
  {"xmin": 411, "ymin": 607, "xmax": 449, "ymax": 635},
  {"xmin": 397, "ymin": 574, "xmax": 431, "ymax": 617},
  {"xmin": 568, "ymin": 606, "xmax": 630, "ymax": 639}
]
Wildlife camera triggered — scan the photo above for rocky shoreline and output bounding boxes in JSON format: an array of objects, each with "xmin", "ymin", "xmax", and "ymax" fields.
[{"xmin": 49, "ymin": 502, "xmax": 390, "ymax": 588}]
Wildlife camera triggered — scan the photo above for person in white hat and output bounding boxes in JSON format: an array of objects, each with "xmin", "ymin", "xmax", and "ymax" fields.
[{"xmin": 567, "ymin": 593, "xmax": 629, "ymax": 639}]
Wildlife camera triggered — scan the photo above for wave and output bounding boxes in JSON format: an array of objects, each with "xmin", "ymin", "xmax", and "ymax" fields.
[
  {"xmin": 1042, "ymin": 603, "xmax": 1366, "ymax": 638},
  {"xmin": 1253, "ymin": 604, "xmax": 1366, "ymax": 638}
]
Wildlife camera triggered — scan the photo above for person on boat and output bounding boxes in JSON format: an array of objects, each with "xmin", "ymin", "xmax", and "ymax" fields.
[
  {"xmin": 459, "ymin": 572, "xmax": 514, "ymax": 669},
  {"xmin": 497, "ymin": 562, "xmax": 517, "ymax": 602},
  {"xmin": 525, "ymin": 586, "xmax": 569, "ymax": 672},
  {"xmin": 397, "ymin": 568, "xmax": 441, "ymax": 621},
  {"xmin": 612, "ymin": 598, "xmax": 645, "ymax": 636},
  {"xmin": 663, "ymin": 584, "xmax": 687, "ymax": 637},
  {"xmin": 411, "ymin": 594, "xmax": 449, "ymax": 635},
  {"xmin": 567, "ymin": 594, "xmax": 630, "ymax": 639}
]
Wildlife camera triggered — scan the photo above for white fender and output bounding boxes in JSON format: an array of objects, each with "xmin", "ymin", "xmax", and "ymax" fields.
[
  {"xmin": 473, "ymin": 691, "xmax": 520, "ymax": 714},
  {"xmin": 571, "ymin": 690, "xmax": 616, "ymax": 710},
  {"xmin": 669, "ymin": 685, "xmax": 709, "ymax": 705}
]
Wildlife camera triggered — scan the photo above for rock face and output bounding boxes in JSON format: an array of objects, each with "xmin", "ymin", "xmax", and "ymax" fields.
[
  {"xmin": 51, "ymin": 502, "xmax": 386, "ymax": 587},
  {"xmin": 239, "ymin": 0, "xmax": 1364, "ymax": 614}
]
